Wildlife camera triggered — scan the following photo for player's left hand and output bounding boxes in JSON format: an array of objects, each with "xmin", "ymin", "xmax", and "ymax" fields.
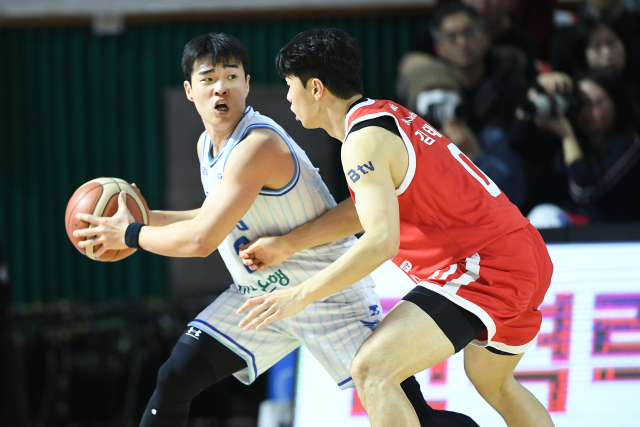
[
  {"xmin": 237, "ymin": 287, "xmax": 307, "ymax": 331},
  {"xmin": 73, "ymin": 191, "xmax": 135, "ymax": 257}
]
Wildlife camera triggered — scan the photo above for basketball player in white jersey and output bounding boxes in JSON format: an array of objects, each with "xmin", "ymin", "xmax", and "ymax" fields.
[{"xmin": 73, "ymin": 33, "xmax": 479, "ymax": 427}]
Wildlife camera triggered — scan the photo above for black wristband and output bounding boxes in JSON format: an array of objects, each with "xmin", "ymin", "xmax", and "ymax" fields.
[{"xmin": 125, "ymin": 222, "xmax": 145, "ymax": 249}]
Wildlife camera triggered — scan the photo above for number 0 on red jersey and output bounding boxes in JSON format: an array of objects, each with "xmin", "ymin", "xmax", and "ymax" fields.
[{"xmin": 345, "ymin": 99, "xmax": 553, "ymax": 353}]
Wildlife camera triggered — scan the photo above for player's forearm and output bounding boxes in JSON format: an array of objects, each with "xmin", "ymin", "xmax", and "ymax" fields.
[
  {"xmin": 148, "ymin": 208, "xmax": 201, "ymax": 226},
  {"xmin": 285, "ymin": 198, "xmax": 362, "ymax": 253},
  {"xmin": 297, "ymin": 231, "xmax": 397, "ymax": 304},
  {"xmin": 138, "ymin": 218, "xmax": 221, "ymax": 258}
]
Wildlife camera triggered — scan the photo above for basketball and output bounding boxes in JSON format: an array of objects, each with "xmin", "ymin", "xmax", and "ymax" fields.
[{"xmin": 65, "ymin": 177, "xmax": 150, "ymax": 262}]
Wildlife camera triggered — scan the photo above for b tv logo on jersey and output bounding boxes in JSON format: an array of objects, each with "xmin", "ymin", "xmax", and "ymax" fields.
[{"xmin": 347, "ymin": 161, "xmax": 375, "ymax": 183}]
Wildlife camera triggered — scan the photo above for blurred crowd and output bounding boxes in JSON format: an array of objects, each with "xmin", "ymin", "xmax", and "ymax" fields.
[{"xmin": 396, "ymin": 0, "xmax": 640, "ymax": 227}]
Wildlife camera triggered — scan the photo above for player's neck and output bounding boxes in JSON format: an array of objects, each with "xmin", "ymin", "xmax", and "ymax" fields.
[
  {"xmin": 322, "ymin": 94, "xmax": 363, "ymax": 141},
  {"xmin": 203, "ymin": 117, "xmax": 242, "ymax": 157}
]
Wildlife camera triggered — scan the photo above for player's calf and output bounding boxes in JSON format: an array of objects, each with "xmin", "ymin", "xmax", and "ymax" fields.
[
  {"xmin": 464, "ymin": 346, "xmax": 555, "ymax": 427},
  {"xmin": 140, "ymin": 328, "xmax": 246, "ymax": 427}
]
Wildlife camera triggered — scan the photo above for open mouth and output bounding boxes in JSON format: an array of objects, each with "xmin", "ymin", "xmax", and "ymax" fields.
[{"xmin": 215, "ymin": 102, "xmax": 229, "ymax": 112}]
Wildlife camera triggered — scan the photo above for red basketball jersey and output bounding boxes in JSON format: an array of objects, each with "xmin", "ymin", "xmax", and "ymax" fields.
[{"xmin": 345, "ymin": 99, "xmax": 530, "ymax": 282}]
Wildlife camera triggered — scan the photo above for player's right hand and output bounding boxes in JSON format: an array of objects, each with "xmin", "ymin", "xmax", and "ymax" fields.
[{"xmin": 240, "ymin": 236, "xmax": 293, "ymax": 272}]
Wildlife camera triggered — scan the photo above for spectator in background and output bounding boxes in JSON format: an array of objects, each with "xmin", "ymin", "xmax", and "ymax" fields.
[
  {"xmin": 398, "ymin": 3, "xmax": 528, "ymax": 208},
  {"xmin": 572, "ymin": 20, "xmax": 640, "ymax": 102},
  {"xmin": 549, "ymin": 0, "xmax": 640, "ymax": 84},
  {"xmin": 530, "ymin": 70, "xmax": 640, "ymax": 223},
  {"xmin": 411, "ymin": 0, "xmax": 536, "ymax": 79},
  {"xmin": 429, "ymin": 3, "xmax": 529, "ymax": 133}
]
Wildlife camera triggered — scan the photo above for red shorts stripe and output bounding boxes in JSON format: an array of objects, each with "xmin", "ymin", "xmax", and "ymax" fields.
[{"xmin": 415, "ymin": 224, "xmax": 553, "ymax": 353}]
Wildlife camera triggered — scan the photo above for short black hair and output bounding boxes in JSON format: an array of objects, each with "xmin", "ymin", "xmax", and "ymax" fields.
[
  {"xmin": 430, "ymin": 2, "xmax": 487, "ymax": 40},
  {"xmin": 182, "ymin": 33, "xmax": 250, "ymax": 83},
  {"xmin": 276, "ymin": 28, "xmax": 364, "ymax": 100}
]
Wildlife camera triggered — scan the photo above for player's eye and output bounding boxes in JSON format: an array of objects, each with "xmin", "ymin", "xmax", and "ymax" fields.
[
  {"xmin": 228, "ymin": 74, "xmax": 236, "ymax": 80},
  {"xmin": 201, "ymin": 78, "xmax": 212, "ymax": 82}
]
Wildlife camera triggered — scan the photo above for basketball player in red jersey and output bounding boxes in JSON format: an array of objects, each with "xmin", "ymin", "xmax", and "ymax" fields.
[{"xmin": 237, "ymin": 28, "xmax": 555, "ymax": 427}]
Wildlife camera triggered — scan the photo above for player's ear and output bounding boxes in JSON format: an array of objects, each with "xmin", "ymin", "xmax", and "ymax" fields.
[
  {"xmin": 245, "ymin": 74, "xmax": 250, "ymax": 95},
  {"xmin": 311, "ymin": 78, "xmax": 324, "ymax": 100},
  {"xmin": 184, "ymin": 81, "xmax": 194, "ymax": 102}
]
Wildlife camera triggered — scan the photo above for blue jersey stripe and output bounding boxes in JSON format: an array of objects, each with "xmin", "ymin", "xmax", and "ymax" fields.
[
  {"xmin": 192, "ymin": 318, "xmax": 258, "ymax": 380},
  {"xmin": 338, "ymin": 377, "xmax": 353, "ymax": 387}
]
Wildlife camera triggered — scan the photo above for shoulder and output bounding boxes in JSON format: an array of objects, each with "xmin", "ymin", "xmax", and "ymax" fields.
[
  {"xmin": 241, "ymin": 127, "xmax": 287, "ymax": 153},
  {"xmin": 227, "ymin": 127, "xmax": 289, "ymax": 167},
  {"xmin": 343, "ymin": 125, "xmax": 402, "ymax": 161},
  {"xmin": 197, "ymin": 131, "xmax": 206, "ymax": 162}
]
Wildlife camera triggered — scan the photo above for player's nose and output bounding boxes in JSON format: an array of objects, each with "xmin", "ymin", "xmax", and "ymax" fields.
[{"xmin": 214, "ymin": 83, "xmax": 228, "ymax": 95}]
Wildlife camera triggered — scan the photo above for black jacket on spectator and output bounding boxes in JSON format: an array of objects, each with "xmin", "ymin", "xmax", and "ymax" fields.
[
  {"xmin": 568, "ymin": 129, "xmax": 640, "ymax": 222},
  {"xmin": 462, "ymin": 51, "xmax": 529, "ymax": 134},
  {"xmin": 459, "ymin": 52, "xmax": 529, "ymax": 209},
  {"xmin": 508, "ymin": 118, "xmax": 570, "ymax": 215}
]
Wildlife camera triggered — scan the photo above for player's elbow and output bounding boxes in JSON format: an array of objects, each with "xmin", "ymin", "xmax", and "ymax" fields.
[
  {"xmin": 366, "ymin": 231, "xmax": 399, "ymax": 261},
  {"xmin": 192, "ymin": 242, "xmax": 215, "ymax": 258},
  {"xmin": 381, "ymin": 236, "xmax": 400, "ymax": 260},
  {"xmin": 190, "ymin": 230, "xmax": 216, "ymax": 258}
]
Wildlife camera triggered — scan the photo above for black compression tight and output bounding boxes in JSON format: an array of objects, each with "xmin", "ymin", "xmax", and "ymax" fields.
[
  {"xmin": 139, "ymin": 329, "xmax": 246, "ymax": 427},
  {"xmin": 140, "ymin": 327, "xmax": 479, "ymax": 427}
]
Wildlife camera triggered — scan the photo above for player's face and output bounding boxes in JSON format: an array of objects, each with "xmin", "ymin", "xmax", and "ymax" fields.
[
  {"xmin": 184, "ymin": 58, "xmax": 250, "ymax": 130},
  {"xmin": 285, "ymin": 76, "xmax": 321, "ymax": 129},
  {"xmin": 435, "ymin": 13, "xmax": 489, "ymax": 69}
]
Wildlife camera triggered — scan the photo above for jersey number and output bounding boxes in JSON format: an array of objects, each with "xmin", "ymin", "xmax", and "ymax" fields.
[
  {"xmin": 234, "ymin": 235, "xmax": 256, "ymax": 274},
  {"xmin": 447, "ymin": 143, "xmax": 501, "ymax": 197}
]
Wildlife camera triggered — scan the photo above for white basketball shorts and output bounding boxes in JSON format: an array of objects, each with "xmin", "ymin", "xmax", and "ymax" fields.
[{"xmin": 189, "ymin": 281, "xmax": 383, "ymax": 390}]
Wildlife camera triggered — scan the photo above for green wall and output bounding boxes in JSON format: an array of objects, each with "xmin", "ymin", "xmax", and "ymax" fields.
[{"xmin": 0, "ymin": 13, "xmax": 429, "ymax": 305}]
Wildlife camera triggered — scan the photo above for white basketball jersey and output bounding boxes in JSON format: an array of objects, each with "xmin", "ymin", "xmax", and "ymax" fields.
[{"xmin": 200, "ymin": 106, "xmax": 374, "ymax": 297}]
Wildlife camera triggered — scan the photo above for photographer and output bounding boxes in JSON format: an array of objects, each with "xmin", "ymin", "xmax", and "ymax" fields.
[
  {"xmin": 400, "ymin": 3, "xmax": 528, "ymax": 208},
  {"xmin": 528, "ymin": 70, "xmax": 640, "ymax": 223}
]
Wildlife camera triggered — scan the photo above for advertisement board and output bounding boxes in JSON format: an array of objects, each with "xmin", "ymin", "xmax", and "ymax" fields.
[{"xmin": 294, "ymin": 242, "xmax": 640, "ymax": 427}]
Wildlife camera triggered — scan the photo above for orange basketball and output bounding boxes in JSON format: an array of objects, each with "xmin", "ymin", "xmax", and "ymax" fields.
[{"xmin": 65, "ymin": 177, "xmax": 150, "ymax": 262}]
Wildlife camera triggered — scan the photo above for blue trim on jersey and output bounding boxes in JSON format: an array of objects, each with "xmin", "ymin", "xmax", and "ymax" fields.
[
  {"xmin": 201, "ymin": 132, "xmax": 208, "ymax": 162},
  {"xmin": 207, "ymin": 106, "xmax": 253, "ymax": 167},
  {"xmin": 337, "ymin": 376, "xmax": 353, "ymax": 387},
  {"xmin": 221, "ymin": 123, "xmax": 301, "ymax": 197},
  {"xmin": 192, "ymin": 318, "xmax": 258, "ymax": 380}
]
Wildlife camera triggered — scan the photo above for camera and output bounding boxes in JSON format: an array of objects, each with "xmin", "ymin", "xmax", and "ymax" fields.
[
  {"xmin": 415, "ymin": 89, "xmax": 467, "ymax": 129},
  {"xmin": 519, "ymin": 90, "xmax": 578, "ymax": 120}
]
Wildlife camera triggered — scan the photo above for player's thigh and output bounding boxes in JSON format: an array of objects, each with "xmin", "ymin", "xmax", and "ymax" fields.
[
  {"xmin": 352, "ymin": 300, "xmax": 455, "ymax": 383},
  {"xmin": 291, "ymin": 287, "xmax": 383, "ymax": 389},
  {"xmin": 192, "ymin": 286, "xmax": 300, "ymax": 383},
  {"xmin": 464, "ymin": 344, "xmax": 524, "ymax": 390}
]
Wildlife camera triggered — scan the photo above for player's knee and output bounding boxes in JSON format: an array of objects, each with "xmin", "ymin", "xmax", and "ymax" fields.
[
  {"xmin": 156, "ymin": 358, "xmax": 194, "ymax": 398},
  {"xmin": 350, "ymin": 348, "xmax": 392, "ymax": 388},
  {"xmin": 350, "ymin": 350, "xmax": 375, "ymax": 385}
]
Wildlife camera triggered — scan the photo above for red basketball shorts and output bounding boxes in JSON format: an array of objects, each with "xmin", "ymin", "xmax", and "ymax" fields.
[{"xmin": 416, "ymin": 223, "xmax": 553, "ymax": 354}]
